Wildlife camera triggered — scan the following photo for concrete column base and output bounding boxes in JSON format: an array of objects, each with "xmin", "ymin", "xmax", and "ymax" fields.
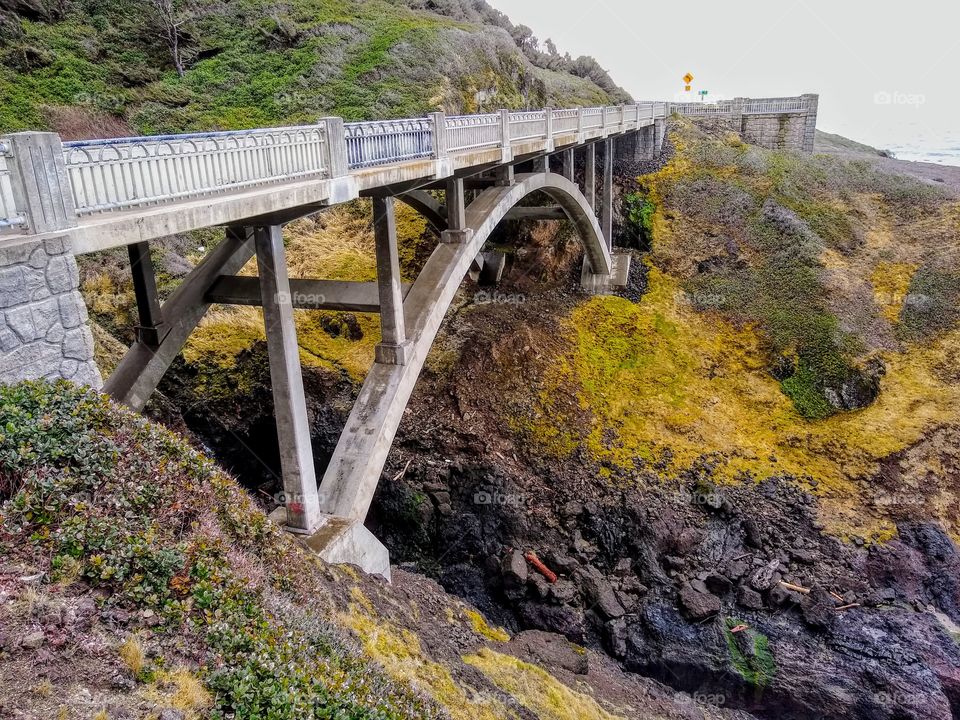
[
  {"xmin": 441, "ymin": 229, "xmax": 474, "ymax": 244},
  {"xmin": 375, "ymin": 340, "xmax": 412, "ymax": 365},
  {"xmin": 581, "ymin": 252, "xmax": 631, "ymax": 294},
  {"xmin": 269, "ymin": 507, "xmax": 391, "ymax": 581}
]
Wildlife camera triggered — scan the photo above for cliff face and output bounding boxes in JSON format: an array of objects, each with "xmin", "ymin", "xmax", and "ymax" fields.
[{"xmin": 0, "ymin": 0, "xmax": 626, "ymax": 137}]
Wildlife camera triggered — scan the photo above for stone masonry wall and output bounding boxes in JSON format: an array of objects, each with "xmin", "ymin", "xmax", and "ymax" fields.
[
  {"xmin": 741, "ymin": 113, "xmax": 807, "ymax": 151},
  {"xmin": 0, "ymin": 237, "xmax": 101, "ymax": 388}
]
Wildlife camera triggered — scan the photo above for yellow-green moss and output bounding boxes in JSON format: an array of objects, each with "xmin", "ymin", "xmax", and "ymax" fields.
[
  {"xmin": 464, "ymin": 609, "xmax": 510, "ymax": 643},
  {"xmin": 342, "ymin": 605, "xmax": 512, "ymax": 720},
  {"xmin": 464, "ymin": 647, "xmax": 638, "ymax": 720}
]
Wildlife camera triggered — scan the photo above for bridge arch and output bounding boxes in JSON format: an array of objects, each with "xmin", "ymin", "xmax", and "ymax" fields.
[{"xmin": 316, "ymin": 173, "xmax": 612, "ymax": 522}]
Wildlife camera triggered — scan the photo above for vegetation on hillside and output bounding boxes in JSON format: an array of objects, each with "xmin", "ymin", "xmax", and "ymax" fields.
[
  {"xmin": 506, "ymin": 120, "xmax": 960, "ymax": 539},
  {"xmin": 0, "ymin": 0, "xmax": 626, "ymax": 137},
  {"xmin": 0, "ymin": 380, "xmax": 442, "ymax": 718}
]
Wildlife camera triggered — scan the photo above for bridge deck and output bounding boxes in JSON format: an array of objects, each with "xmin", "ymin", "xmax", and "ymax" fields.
[{"xmin": 0, "ymin": 104, "xmax": 678, "ymax": 252}]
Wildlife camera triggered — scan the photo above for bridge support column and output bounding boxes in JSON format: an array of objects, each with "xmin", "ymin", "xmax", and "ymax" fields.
[
  {"xmin": 128, "ymin": 242, "xmax": 169, "ymax": 346},
  {"xmin": 255, "ymin": 224, "xmax": 323, "ymax": 533},
  {"xmin": 532, "ymin": 155, "xmax": 549, "ymax": 173},
  {"xmin": 584, "ymin": 142, "xmax": 596, "ymax": 210},
  {"xmin": 372, "ymin": 196, "xmax": 410, "ymax": 365},
  {"xmin": 442, "ymin": 178, "xmax": 473, "ymax": 244},
  {"xmin": 561, "ymin": 149, "xmax": 574, "ymax": 181},
  {"xmin": 601, "ymin": 138, "xmax": 614, "ymax": 249}
]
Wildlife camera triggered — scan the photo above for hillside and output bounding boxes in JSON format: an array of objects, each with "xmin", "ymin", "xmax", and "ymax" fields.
[
  {"xmin": 0, "ymin": 0, "xmax": 628, "ymax": 137},
  {"xmin": 0, "ymin": 380, "xmax": 747, "ymax": 720}
]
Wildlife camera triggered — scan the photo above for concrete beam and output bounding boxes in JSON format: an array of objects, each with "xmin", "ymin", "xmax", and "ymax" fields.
[
  {"xmin": 372, "ymin": 195, "xmax": 410, "ymax": 365},
  {"xmin": 601, "ymin": 138, "xmax": 613, "ymax": 248},
  {"xmin": 255, "ymin": 224, "xmax": 323, "ymax": 533},
  {"xmin": 206, "ymin": 276, "xmax": 412, "ymax": 312},
  {"xmin": 104, "ymin": 227, "xmax": 256, "ymax": 410},
  {"xmin": 127, "ymin": 241, "xmax": 169, "ymax": 346},
  {"xmin": 561, "ymin": 148, "xmax": 574, "ymax": 181},
  {"xmin": 584, "ymin": 143, "xmax": 596, "ymax": 210}
]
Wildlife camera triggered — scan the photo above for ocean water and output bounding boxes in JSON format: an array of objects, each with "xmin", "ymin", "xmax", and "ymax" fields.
[{"xmin": 875, "ymin": 128, "xmax": 960, "ymax": 167}]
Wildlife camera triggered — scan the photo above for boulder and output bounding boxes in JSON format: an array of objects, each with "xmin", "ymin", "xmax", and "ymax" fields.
[{"xmin": 679, "ymin": 582, "xmax": 721, "ymax": 619}]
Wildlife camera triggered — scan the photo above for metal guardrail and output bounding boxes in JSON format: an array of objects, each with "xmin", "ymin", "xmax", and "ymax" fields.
[
  {"xmin": 0, "ymin": 145, "xmax": 23, "ymax": 232},
  {"xmin": 61, "ymin": 125, "xmax": 330, "ymax": 216},
  {"xmin": 345, "ymin": 118, "xmax": 432, "ymax": 169},
  {"xmin": 0, "ymin": 96, "xmax": 812, "ymax": 234}
]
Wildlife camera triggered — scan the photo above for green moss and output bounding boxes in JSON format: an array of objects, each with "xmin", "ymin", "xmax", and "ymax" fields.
[
  {"xmin": 781, "ymin": 361, "xmax": 834, "ymax": 419},
  {"xmin": 722, "ymin": 618, "xmax": 776, "ymax": 688},
  {"xmin": 622, "ymin": 192, "xmax": 656, "ymax": 249}
]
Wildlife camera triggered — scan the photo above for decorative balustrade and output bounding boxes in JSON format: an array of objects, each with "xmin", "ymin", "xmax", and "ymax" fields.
[
  {"xmin": 553, "ymin": 108, "xmax": 579, "ymax": 134},
  {"xmin": 0, "ymin": 96, "xmax": 811, "ymax": 234},
  {"xmin": 345, "ymin": 118, "xmax": 432, "ymax": 169},
  {"xmin": 508, "ymin": 110, "xmax": 548, "ymax": 142},
  {"xmin": 582, "ymin": 107, "xmax": 604, "ymax": 129},
  {"xmin": 62, "ymin": 124, "xmax": 330, "ymax": 216},
  {"xmin": 443, "ymin": 113, "xmax": 502, "ymax": 152},
  {"xmin": 744, "ymin": 97, "xmax": 806, "ymax": 114}
]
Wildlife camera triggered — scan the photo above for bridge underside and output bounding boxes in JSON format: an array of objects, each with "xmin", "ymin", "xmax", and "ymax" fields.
[{"xmin": 101, "ymin": 136, "xmax": 642, "ymax": 578}]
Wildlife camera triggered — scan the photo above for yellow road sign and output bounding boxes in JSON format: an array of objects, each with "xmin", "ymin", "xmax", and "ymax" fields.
[
  {"xmin": 685, "ymin": 85, "xmax": 691, "ymax": 92},
  {"xmin": 683, "ymin": 72, "xmax": 694, "ymax": 84}
]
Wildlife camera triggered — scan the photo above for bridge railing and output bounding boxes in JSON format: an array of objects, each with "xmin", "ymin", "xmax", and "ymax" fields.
[
  {"xmin": 444, "ymin": 113, "xmax": 502, "ymax": 153},
  {"xmin": 509, "ymin": 110, "xmax": 548, "ymax": 142},
  {"xmin": 345, "ymin": 118, "xmax": 433, "ymax": 169},
  {"xmin": 0, "ymin": 97, "xmax": 803, "ymax": 234},
  {"xmin": 60, "ymin": 124, "xmax": 333, "ymax": 217},
  {"xmin": 553, "ymin": 108, "xmax": 579, "ymax": 134},
  {"xmin": 743, "ymin": 97, "xmax": 806, "ymax": 114}
]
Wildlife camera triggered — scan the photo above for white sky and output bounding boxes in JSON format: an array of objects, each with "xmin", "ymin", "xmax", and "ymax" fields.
[{"xmin": 488, "ymin": 0, "xmax": 960, "ymax": 150}]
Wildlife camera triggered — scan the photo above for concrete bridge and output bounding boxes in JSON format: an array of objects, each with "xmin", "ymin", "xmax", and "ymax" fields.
[{"xmin": 0, "ymin": 94, "xmax": 818, "ymax": 577}]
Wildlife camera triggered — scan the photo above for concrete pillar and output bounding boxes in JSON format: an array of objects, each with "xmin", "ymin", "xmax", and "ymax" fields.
[
  {"xmin": 533, "ymin": 155, "xmax": 549, "ymax": 173},
  {"xmin": 561, "ymin": 148, "xmax": 574, "ymax": 181},
  {"xmin": 499, "ymin": 109, "xmax": 512, "ymax": 163},
  {"xmin": 372, "ymin": 195, "xmax": 409, "ymax": 365},
  {"xmin": 127, "ymin": 241, "xmax": 168, "ymax": 346},
  {"xmin": 602, "ymin": 139, "xmax": 613, "ymax": 248},
  {"xmin": 319, "ymin": 117, "xmax": 348, "ymax": 178},
  {"xmin": 255, "ymin": 223, "xmax": 322, "ymax": 533},
  {"xmin": 3, "ymin": 132, "xmax": 77, "ymax": 234},
  {"xmin": 428, "ymin": 111, "xmax": 446, "ymax": 158},
  {"xmin": 801, "ymin": 93, "xmax": 819, "ymax": 153},
  {"xmin": 584, "ymin": 143, "xmax": 596, "ymax": 210},
  {"xmin": 495, "ymin": 164, "xmax": 514, "ymax": 186},
  {"xmin": 446, "ymin": 178, "xmax": 466, "ymax": 231}
]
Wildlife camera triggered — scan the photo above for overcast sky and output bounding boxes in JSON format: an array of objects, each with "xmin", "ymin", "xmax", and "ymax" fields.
[{"xmin": 489, "ymin": 0, "xmax": 959, "ymax": 151}]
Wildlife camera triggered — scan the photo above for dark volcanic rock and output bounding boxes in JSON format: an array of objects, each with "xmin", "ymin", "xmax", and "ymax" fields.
[{"xmin": 678, "ymin": 582, "xmax": 721, "ymax": 619}]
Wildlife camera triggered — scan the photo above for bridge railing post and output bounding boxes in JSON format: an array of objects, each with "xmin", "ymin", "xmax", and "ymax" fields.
[
  {"xmin": 544, "ymin": 107, "xmax": 554, "ymax": 152},
  {"xmin": 601, "ymin": 106, "xmax": 609, "ymax": 137},
  {"xmin": 428, "ymin": 111, "xmax": 447, "ymax": 159},
  {"xmin": 498, "ymin": 109, "xmax": 511, "ymax": 163},
  {"xmin": 319, "ymin": 117, "xmax": 348, "ymax": 178},
  {"xmin": 576, "ymin": 106, "xmax": 584, "ymax": 143},
  {"xmin": 3, "ymin": 132, "xmax": 77, "ymax": 234}
]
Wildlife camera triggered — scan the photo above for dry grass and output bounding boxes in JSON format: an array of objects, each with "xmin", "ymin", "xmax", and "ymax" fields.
[{"xmin": 118, "ymin": 635, "xmax": 146, "ymax": 677}]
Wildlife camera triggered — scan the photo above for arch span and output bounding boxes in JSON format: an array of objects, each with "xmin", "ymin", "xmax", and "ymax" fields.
[{"xmin": 316, "ymin": 173, "xmax": 612, "ymax": 521}]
